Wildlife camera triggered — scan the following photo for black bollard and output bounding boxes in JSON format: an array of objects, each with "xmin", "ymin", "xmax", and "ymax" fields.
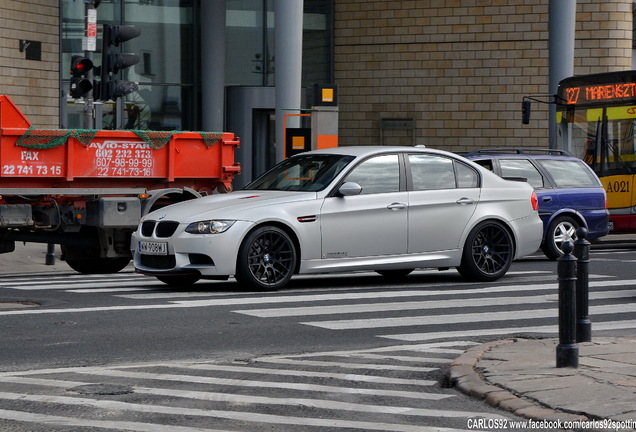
[
  {"xmin": 557, "ymin": 240, "xmax": 578, "ymax": 368},
  {"xmin": 573, "ymin": 227, "xmax": 591, "ymax": 343},
  {"xmin": 45, "ymin": 243, "xmax": 56, "ymax": 265}
]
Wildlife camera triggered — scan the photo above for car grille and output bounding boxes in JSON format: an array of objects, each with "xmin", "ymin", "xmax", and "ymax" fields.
[
  {"xmin": 141, "ymin": 221, "xmax": 155, "ymax": 236},
  {"xmin": 156, "ymin": 221, "xmax": 179, "ymax": 237},
  {"xmin": 140, "ymin": 254, "xmax": 176, "ymax": 269},
  {"xmin": 141, "ymin": 220, "xmax": 179, "ymax": 238}
]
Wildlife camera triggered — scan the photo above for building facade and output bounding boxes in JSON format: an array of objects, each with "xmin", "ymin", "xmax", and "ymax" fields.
[
  {"xmin": 334, "ymin": 0, "xmax": 633, "ymax": 150},
  {"xmin": 0, "ymin": 1, "xmax": 60, "ymax": 126},
  {"xmin": 0, "ymin": 0, "xmax": 633, "ymax": 183}
]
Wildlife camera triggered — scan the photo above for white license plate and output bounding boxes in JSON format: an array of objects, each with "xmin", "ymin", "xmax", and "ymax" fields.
[{"xmin": 138, "ymin": 241, "xmax": 168, "ymax": 255}]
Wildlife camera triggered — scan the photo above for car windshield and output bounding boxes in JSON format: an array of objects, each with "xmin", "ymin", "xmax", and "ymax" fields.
[{"xmin": 244, "ymin": 154, "xmax": 355, "ymax": 191}]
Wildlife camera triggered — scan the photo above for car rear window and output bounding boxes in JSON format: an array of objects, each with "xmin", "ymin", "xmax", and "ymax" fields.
[{"xmin": 537, "ymin": 159, "xmax": 601, "ymax": 187}]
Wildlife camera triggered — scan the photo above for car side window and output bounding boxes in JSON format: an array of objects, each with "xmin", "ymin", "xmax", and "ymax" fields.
[
  {"xmin": 455, "ymin": 161, "xmax": 480, "ymax": 188},
  {"xmin": 499, "ymin": 159, "xmax": 544, "ymax": 188},
  {"xmin": 408, "ymin": 154, "xmax": 456, "ymax": 190},
  {"xmin": 344, "ymin": 154, "xmax": 400, "ymax": 194}
]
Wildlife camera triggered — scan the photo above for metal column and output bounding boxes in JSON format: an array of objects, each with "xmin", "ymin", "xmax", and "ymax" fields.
[
  {"xmin": 274, "ymin": 0, "xmax": 304, "ymax": 163},
  {"xmin": 201, "ymin": 0, "xmax": 226, "ymax": 131},
  {"xmin": 549, "ymin": 0, "xmax": 576, "ymax": 149}
]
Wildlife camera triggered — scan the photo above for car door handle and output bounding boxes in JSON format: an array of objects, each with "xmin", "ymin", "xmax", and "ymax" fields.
[
  {"xmin": 387, "ymin": 202, "xmax": 407, "ymax": 211},
  {"xmin": 456, "ymin": 197, "xmax": 475, "ymax": 205},
  {"xmin": 542, "ymin": 196, "xmax": 552, "ymax": 203}
]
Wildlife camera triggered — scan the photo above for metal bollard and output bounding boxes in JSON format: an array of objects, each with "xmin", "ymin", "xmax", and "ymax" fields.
[
  {"xmin": 556, "ymin": 240, "xmax": 579, "ymax": 368},
  {"xmin": 573, "ymin": 227, "xmax": 591, "ymax": 343},
  {"xmin": 45, "ymin": 243, "xmax": 56, "ymax": 265}
]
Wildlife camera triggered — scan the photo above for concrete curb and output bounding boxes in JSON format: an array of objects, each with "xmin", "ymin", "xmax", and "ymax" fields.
[{"xmin": 449, "ymin": 339, "xmax": 589, "ymax": 423}]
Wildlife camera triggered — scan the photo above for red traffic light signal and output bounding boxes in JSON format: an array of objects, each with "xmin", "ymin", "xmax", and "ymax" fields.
[
  {"xmin": 69, "ymin": 55, "xmax": 93, "ymax": 98},
  {"xmin": 70, "ymin": 55, "xmax": 93, "ymax": 76}
]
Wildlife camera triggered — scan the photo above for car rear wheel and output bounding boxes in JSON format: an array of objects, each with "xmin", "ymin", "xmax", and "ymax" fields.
[
  {"xmin": 235, "ymin": 226, "xmax": 296, "ymax": 291},
  {"xmin": 458, "ymin": 220, "xmax": 513, "ymax": 282},
  {"xmin": 542, "ymin": 215, "xmax": 579, "ymax": 261}
]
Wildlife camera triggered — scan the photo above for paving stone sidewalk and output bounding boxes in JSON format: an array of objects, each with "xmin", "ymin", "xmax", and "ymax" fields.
[{"xmin": 451, "ymin": 337, "xmax": 636, "ymax": 430}]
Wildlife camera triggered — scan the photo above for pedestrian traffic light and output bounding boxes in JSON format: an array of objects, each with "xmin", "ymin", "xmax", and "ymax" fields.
[
  {"xmin": 96, "ymin": 24, "xmax": 141, "ymax": 101},
  {"xmin": 69, "ymin": 55, "xmax": 93, "ymax": 99}
]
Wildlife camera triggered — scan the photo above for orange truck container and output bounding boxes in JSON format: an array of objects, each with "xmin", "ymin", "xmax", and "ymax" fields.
[{"xmin": 0, "ymin": 95, "xmax": 240, "ymax": 273}]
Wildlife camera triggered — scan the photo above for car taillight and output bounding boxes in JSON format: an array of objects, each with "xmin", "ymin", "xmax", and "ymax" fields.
[{"xmin": 531, "ymin": 191, "xmax": 539, "ymax": 211}]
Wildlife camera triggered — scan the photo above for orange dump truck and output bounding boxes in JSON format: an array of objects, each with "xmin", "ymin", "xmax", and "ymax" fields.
[{"xmin": 0, "ymin": 95, "xmax": 240, "ymax": 273}]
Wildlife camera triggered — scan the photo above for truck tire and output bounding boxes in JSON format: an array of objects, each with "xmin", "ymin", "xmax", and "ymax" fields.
[
  {"xmin": 63, "ymin": 251, "xmax": 131, "ymax": 274},
  {"xmin": 61, "ymin": 244, "xmax": 130, "ymax": 274}
]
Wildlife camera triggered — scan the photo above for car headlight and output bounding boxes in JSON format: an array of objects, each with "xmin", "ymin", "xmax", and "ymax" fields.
[{"xmin": 185, "ymin": 220, "xmax": 235, "ymax": 234}]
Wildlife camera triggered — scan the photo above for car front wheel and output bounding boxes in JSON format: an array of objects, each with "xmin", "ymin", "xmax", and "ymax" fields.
[
  {"xmin": 458, "ymin": 220, "xmax": 513, "ymax": 282},
  {"xmin": 235, "ymin": 226, "xmax": 297, "ymax": 291},
  {"xmin": 542, "ymin": 215, "xmax": 579, "ymax": 261}
]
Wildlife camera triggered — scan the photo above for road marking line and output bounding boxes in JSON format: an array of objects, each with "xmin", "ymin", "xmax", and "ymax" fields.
[
  {"xmin": 0, "ymin": 393, "xmax": 478, "ymax": 432},
  {"xmin": 301, "ymin": 303, "xmax": 636, "ymax": 330}
]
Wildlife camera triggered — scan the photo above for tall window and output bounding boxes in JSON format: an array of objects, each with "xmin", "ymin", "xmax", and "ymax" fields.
[
  {"xmin": 225, "ymin": 0, "xmax": 333, "ymax": 87},
  {"xmin": 61, "ymin": 0, "xmax": 196, "ymax": 130}
]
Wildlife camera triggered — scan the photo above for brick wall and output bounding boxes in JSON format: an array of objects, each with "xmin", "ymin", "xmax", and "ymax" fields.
[
  {"xmin": 0, "ymin": 1, "xmax": 59, "ymax": 127},
  {"xmin": 333, "ymin": 0, "xmax": 633, "ymax": 151}
]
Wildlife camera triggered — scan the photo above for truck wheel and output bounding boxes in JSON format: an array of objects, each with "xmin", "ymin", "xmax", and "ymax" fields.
[
  {"xmin": 64, "ymin": 256, "xmax": 131, "ymax": 274},
  {"xmin": 61, "ymin": 244, "xmax": 130, "ymax": 274},
  {"xmin": 457, "ymin": 220, "xmax": 513, "ymax": 282},
  {"xmin": 235, "ymin": 226, "xmax": 296, "ymax": 291},
  {"xmin": 541, "ymin": 215, "xmax": 579, "ymax": 261}
]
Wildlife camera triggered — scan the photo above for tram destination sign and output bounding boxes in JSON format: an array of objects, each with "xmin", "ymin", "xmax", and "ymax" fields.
[{"xmin": 558, "ymin": 70, "xmax": 636, "ymax": 107}]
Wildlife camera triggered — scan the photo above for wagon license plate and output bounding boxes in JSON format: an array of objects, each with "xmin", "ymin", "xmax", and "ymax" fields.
[{"xmin": 138, "ymin": 241, "xmax": 167, "ymax": 255}]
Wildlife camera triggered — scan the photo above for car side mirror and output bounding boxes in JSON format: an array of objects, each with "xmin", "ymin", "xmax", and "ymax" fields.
[{"xmin": 338, "ymin": 182, "xmax": 362, "ymax": 196}]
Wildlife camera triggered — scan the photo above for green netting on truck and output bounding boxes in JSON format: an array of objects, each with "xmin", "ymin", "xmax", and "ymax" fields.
[{"xmin": 14, "ymin": 127, "xmax": 226, "ymax": 150}]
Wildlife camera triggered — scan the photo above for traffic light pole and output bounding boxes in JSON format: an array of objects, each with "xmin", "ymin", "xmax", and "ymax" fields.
[{"xmin": 82, "ymin": 1, "xmax": 97, "ymax": 129}]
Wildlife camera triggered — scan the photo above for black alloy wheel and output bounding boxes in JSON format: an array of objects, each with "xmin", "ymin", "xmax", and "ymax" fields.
[
  {"xmin": 458, "ymin": 220, "xmax": 513, "ymax": 282},
  {"xmin": 235, "ymin": 226, "xmax": 297, "ymax": 291}
]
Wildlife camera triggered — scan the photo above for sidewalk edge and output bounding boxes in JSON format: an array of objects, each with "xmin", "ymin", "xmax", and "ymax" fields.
[{"xmin": 449, "ymin": 339, "xmax": 589, "ymax": 423}]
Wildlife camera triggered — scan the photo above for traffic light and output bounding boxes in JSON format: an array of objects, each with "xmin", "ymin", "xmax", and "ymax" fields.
[
  {"xmin": 96, "ymin": 24, "xmax": 141, "ymax": 101},
  {"xmin": 69, "ymin": 55, "xmax": 93, "ymax": 98}
]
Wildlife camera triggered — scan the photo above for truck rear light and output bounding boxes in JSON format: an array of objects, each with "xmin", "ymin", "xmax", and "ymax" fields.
[{"xmin": 531, "ymin": 191, "xmax": 539, "ymax": 211}]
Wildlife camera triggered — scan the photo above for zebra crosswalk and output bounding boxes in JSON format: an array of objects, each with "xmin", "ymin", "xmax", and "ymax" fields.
[
  {"xmin": 0, "ymin": 261, "xmax": 635, "ymax": 431},
  {"xmin": 0, "ymin": 341, "xmax": 504, "ymax": 432}
]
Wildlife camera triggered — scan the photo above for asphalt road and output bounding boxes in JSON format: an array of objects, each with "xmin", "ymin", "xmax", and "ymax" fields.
[{"xmin": 0, "ymin": 239, "xmax": 635, "ymax": 431}]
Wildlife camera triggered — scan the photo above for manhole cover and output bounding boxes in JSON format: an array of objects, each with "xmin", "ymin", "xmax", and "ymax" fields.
[
  {"xmin": 0, "ymin": 301, "xmax": 39, "ymax": 309},
  {"xmin": 69, "ymin": 384, "xmax": 134, "ymax": 396}
]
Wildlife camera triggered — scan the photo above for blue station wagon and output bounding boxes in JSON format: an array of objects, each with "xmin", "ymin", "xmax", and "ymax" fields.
[{"xmin": 463, "ymin": 149, "xmax": 609, "ymax": 260}]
